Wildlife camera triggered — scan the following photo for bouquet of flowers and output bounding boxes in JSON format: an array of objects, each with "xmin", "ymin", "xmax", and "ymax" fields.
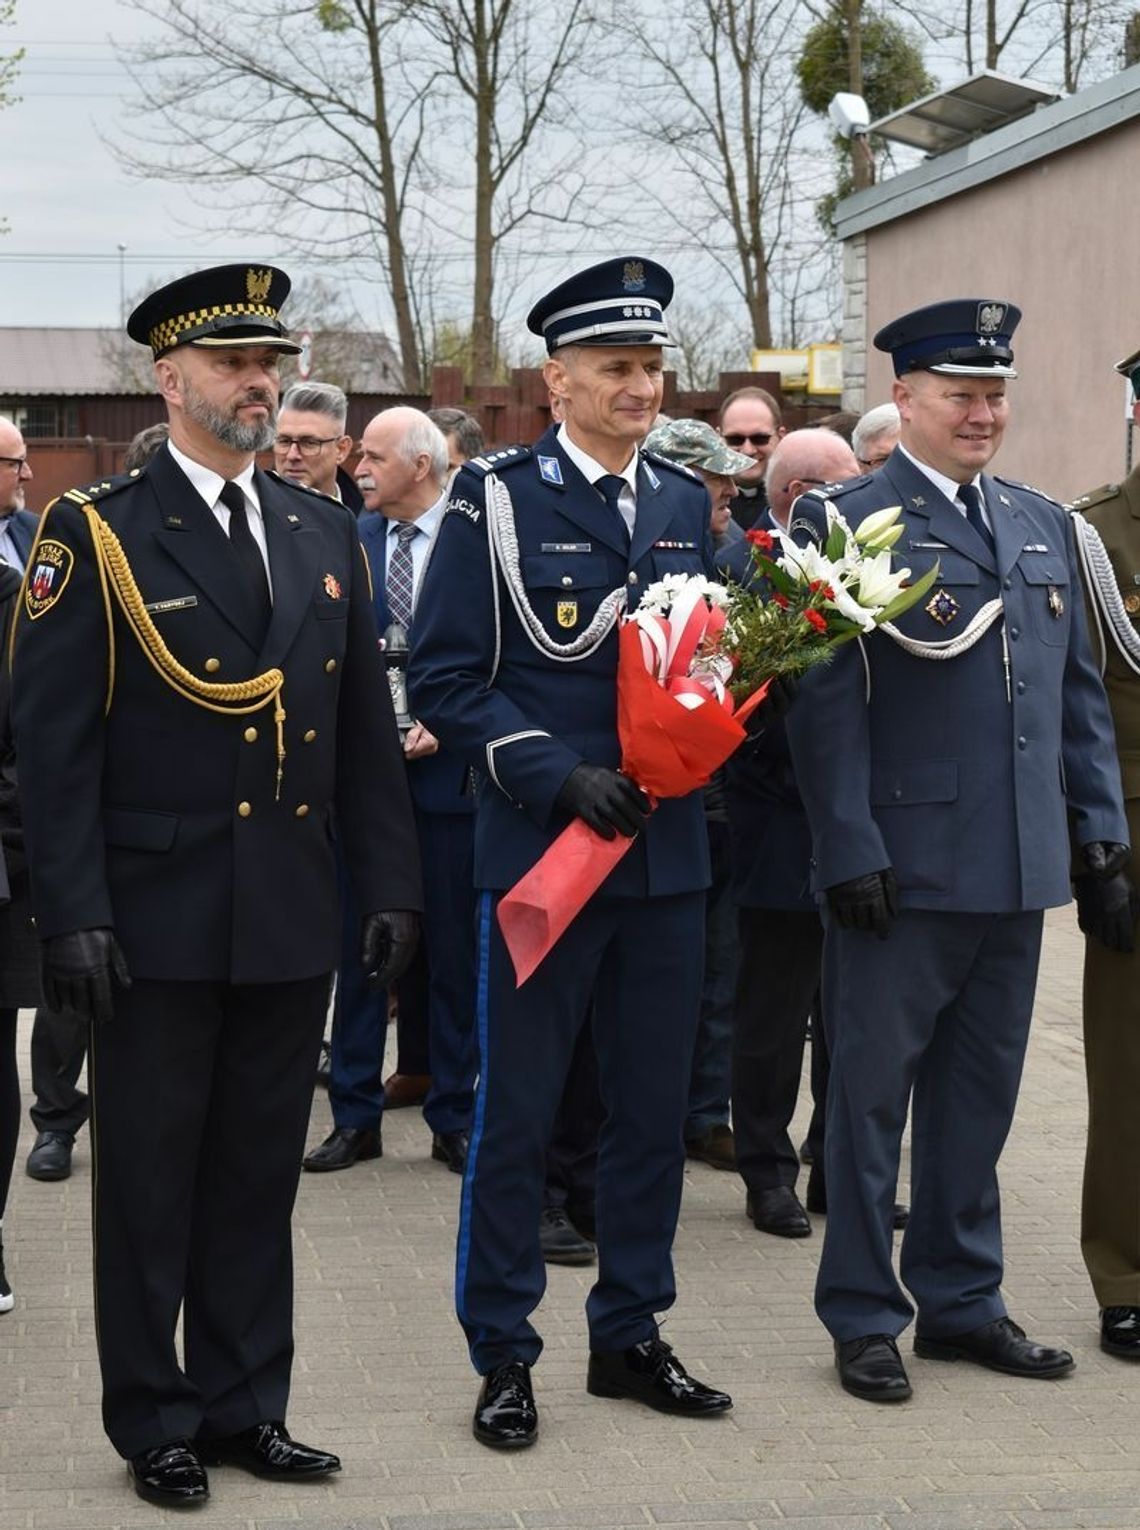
[
  {"xmin": 496, "ymin": 505, "xmax": 937, "ymax": 985},
  {"xmin": 725, "ymin": 504, "xmax": 939, "ymax": 701}
]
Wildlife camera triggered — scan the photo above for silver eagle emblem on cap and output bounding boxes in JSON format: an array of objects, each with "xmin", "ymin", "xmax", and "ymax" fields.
[{"xmin": 976, "ymin": 303, "xmax": 1005, "ymax": 335}]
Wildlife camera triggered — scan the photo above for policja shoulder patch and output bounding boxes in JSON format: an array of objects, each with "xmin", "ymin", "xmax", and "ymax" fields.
[{"xmin": 25, "ymin": 539, "xmax": 74, "ymax": 619}]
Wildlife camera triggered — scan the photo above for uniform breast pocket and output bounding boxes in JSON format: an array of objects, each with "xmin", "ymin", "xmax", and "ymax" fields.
[
  {"xmin": 893, "ymin": 552, "xmax": 979, "ymax": 638},
  {"xmin": 1019, "ymin": 557, "xmax": 1069, "ymax": 646},
  {"xmin": 522, "ymin": 553, "xmax": 616, "ymax": 636},
  {"xmin": 315, "ymin": 598, "xmax": 349, "ymax": 621},
  {"xmin": 649, "ymin": 549, "xmax": 701, "ymax": 580}
]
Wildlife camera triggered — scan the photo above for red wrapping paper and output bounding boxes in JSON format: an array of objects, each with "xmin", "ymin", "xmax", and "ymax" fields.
[{"xmin": 497, "ymin": 618, "xmax": 769, "ymax": 987}]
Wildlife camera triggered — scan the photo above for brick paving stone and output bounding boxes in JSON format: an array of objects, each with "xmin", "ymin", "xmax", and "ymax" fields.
[{"xmin": 4, "ymin": 910, "xmax": 1139, "ymax": 1529}]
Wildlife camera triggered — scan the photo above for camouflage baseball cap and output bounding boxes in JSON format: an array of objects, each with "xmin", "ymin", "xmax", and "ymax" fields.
[{"xmin": 645, "ymin": 418, "xmax": 754, "ymax": 477}]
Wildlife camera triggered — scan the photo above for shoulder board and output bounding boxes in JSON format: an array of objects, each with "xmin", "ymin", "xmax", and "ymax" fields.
[
  {"xmin": 1067, "ymin": 482, "xmax": 1119, "ymax": 513},
  {"xmin": 803, "ymin": 473, "xmax": 874, "ymax": 501},
  {"xmin": 265, "ymin": 469, "xmax": 341, "ymax": 506},
  {"xmin": 992, "ymin": 474, "xmax": 1060, "ymax": 508},
  {"xmin": 61, "ymin": 468, "xmax": 140, "ymax": 507},
  {"xmin": 642, "ymin": 450, "xmax": 701, "ymax": 482},
  {"xmin": 465, "ymin": 445, "xmax": 532, "ymax": 476}
]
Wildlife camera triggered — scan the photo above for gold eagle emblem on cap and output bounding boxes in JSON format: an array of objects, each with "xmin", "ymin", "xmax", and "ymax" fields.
[{"xmin": 246, "ymin": 268, "xmax": 273, "ymax": 303}]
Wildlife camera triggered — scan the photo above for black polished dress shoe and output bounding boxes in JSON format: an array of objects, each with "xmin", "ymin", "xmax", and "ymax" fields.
[
  {"xmin": 431, "ymin": 1129, "xmax": 469, "ymax": 1174},
  {"xmin": 197, "ymin": 1420, "xmax": 341, "ymax": 1478},
  {"xmin": 746, "ymin": 1185, "xmax": 811, "ymax": 1238},
  {"xmin": 587, "ymin": 1337, "xmax": 732, "ymax": 1415},
  {"xmin": 26, "ymin": 1129, "xmax": 74, "ymax": 1182},
  {"xmin": 835, "ymin": 1334, "xmax": 912, "ymax": 1402},
  {"xmin": 127, "ymin": 1439, "xmax": 209, "ymax": 1506},
  {"xmin": 914, "ymin": 1316, "xmax": 1074, "ymax": 1378},
  {"xmin": 473, "ymin": 1359, "xmax": 538, "ymax": 1448},
  {"xmin": 804, "ymin": 1168, "xmax": 908, "ymax": 1228},
  {"xmin": 539, "ymin": 1205, "xmax": 596, "ymax": 1266},
  {"xmin": 302, "ymin": 1125, "xmax": 382, "ymax": 1172},
  {"xmin": 1102, "ymin": 1306, "xmax": 1140, "ymax": 1358}
]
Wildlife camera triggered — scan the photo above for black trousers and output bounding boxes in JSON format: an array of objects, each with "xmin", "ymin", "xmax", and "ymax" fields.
[
  {"xmin": 88, "ymin": 974, "xmax": 329, "ymax": 1458},
  {"xmin": 29, "ymin": 1003, "xmax": 89, "ymax": 1137},
  {"xmin": 731, "ymin": 907, "xmax": 828, "ymax": 1192},
  {"xmin": 543, "ymin": 1007, "xmax": 602, "ymax": 1220}
]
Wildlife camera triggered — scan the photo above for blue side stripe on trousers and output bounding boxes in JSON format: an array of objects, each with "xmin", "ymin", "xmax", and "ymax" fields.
[{"xmin": 455, "ymin": 889, "xmax": 494, "ymax": 1359}]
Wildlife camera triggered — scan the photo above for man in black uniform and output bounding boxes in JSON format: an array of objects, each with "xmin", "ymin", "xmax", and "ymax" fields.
[{"xmin": 11, "ymin": 264, "xmax": 422, "ymax": 1507}]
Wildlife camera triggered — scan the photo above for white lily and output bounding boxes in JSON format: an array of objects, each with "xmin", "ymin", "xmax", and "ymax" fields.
[
  {"xmin": 825, "ymin": 577, "xmax": 879, "ymax": 632},
  {"xmin": 853, "ymin": 506, "xmax": 904, "ymax": 550},
  {"xmin": 777, "ymin": 536, "xmax": 846, "ymax": 587},
  {"xmin": 856, "ymin": 548, "xmax": 913, "ymax": 610}
]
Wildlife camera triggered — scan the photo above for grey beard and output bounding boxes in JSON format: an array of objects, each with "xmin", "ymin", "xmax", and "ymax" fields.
[{"xmin": 183, "ymin": 381, "xmax": 277, "ymax": 453}]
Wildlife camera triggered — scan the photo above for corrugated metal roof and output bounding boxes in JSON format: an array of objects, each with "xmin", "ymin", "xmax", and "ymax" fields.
[{"xmin": 0, "ymin": 328, "xmax": 154, "ymax": 396}]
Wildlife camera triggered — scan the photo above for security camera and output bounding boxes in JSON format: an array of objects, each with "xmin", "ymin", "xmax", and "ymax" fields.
[{"xmin": 828, "ymin": 92, "xmax": 871, "ymax": 140}]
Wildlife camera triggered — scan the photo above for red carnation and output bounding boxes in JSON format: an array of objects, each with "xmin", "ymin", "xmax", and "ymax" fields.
[
  {"xmin": 772, "ymin": 593, "xmax": 790, "ymax": 609},
  {"xmin": 746, "ymin": 528, "xmax": 775, "ymax": 550},
  {"xmin": 804, "ymin": 608, "xmax": 828, "ymax": 634}
]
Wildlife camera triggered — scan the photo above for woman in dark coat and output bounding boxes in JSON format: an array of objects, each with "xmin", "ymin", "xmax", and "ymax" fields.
[{"xmin": 0, "ymin": 561, "xmax": 44, "ymax": 1312}]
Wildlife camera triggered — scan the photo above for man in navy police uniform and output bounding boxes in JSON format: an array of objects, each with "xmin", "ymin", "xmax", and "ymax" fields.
[
  {"xmin": 409, "ymin": 257, "xmax": 734, "ymax": 1447},
  {"xmin": 11, "ymin": 265, "xmax": 422, "ymax": 1505},
  {"xmin": 784, "ymin": 299, "xmax": 1128, "ymax": 1403}
]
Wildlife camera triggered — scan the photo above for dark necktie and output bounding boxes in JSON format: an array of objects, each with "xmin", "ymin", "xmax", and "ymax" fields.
[
  {"xmin": 957, "ymin": 482, "xmax": 994, "ymax": 556},
  {"xmin": 386, "ymin": 522, "xmax": 418, "ymax": 629},
  {"xmin": 218, "ymin": 480, "xmax": 271, "ymax": 639},
  {"xmin": 595, "ymin": 474, "xmax": 631, "ymax": 545}
]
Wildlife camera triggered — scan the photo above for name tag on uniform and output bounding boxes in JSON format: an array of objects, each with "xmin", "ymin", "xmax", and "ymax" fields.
[
  {"xmin": 144, "ymin": 595, "xmax": 198, "ymax": 614},
  {"xmin": 540, "ymin": 542, "xmax": 591, "ymax": 553},
  {"xmin": 653, "ymin": 540, "xmax": 698, "ymax": 550}
]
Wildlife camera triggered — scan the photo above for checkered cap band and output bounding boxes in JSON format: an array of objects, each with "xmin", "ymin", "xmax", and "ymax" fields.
[{"xmin": 148, "ymin": 302, "xmax": 281, "ymax": 356}]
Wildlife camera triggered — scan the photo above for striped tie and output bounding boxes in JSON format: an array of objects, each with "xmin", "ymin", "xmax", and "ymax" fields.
[{"xmin": 387, "ymin": 522, "xmax": 418, "ymax": 628}]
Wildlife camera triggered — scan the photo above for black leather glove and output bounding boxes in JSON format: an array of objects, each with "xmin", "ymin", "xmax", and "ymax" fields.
[
  {"xmin": 744, "ymin": 674, "xmax": 798, "ymax": 736},
  {"xmin": 361, "ymin": 909, "xmax": 420, "ymax": 990},
  {"xmin": 555, "ymin": 764, "xmax": 650, "ymax": 840},
  {"xmin": 826, "ymin": 868, "xmax": 899, "ymax": 939},
  {"xmin": 41, "ymin": 928, "xmax": 131, "ymax": 1025},
  {"xmin": 1083, "ymin": 841, "xmax": 1130, "ymax": 879}
]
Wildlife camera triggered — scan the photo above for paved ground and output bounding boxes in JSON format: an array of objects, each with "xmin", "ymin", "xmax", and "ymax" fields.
[{"xmin": 3, "ymin": 907, "xmax": 1140, "ymax": 1530}]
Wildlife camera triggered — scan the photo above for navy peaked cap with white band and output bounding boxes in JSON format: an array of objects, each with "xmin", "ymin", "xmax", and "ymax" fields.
[
  {"xmin": 527, "ymin": 258, "xmax": 675, "ymax": 353},
  {"xmin": 875, "ymin": 299, "xmax": 1022, "ymax": 379}
]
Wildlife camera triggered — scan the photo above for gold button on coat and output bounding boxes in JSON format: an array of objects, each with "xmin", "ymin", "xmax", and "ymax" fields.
[
  {"xmin": 205, "ymin": 657, "xmax": 221, "ymax": 673},
  {"xmin": 237, "ymin": 801, "xmax": 252, "ymax": 818},
  {"xmin": 243, "ymin": 727, "xmax": 258, "ymax": 743},
  {"xmin": 325, "ymin": 658, "xmax": 337, "ymax": 673},
  {"xmin": 303, "ymin": 729, "xmax": 317, "ymax": 743},
  {"xmin": 295, "ymin": 804, "xmax": 309, "ymax": 818}
]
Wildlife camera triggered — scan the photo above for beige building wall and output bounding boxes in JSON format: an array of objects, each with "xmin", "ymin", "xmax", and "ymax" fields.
[{"xmin": 860, "ymin": 119, "xmax": 1140, "ymax": 504}]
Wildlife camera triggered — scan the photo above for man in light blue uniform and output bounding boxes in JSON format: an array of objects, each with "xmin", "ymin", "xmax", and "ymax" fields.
[
  {"xmin": 409, "ymin": 258, "xmax": 734, "ymax": 1448},
  {"xmin": 785, "ymin": 299, "xmax": 1128, "ymax": 1403}
]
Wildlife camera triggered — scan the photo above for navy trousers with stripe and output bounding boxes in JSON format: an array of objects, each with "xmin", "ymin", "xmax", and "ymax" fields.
[{"xmin": 458, "ymin": 889, "xmax": 705, "ymax": 1373}]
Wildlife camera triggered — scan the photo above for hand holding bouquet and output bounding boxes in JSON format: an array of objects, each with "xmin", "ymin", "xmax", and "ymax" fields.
[{"xmin": 497, "ymin": 505, "xmax": 937, "ymax": 985}]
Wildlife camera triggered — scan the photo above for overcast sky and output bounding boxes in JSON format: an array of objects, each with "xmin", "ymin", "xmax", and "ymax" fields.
[{"xmin": 2, "ymin": 0, "xmax": 284, "ymax": 329}]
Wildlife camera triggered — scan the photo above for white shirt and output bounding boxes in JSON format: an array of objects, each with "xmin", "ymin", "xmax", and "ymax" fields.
[
  {"xmin": 384, "ymin": 494, "xmax": 447, "ymax": 613},
  {"xmin": 897, "ymin": 445, "xmax": 991, "ymax": 535},
  {"xmin": 557, "ymin": 423, "xmax": 638, "ymax": 536},
  {"xmin": 0, "ymin": 515, "xmax": 24, "ymax": 573},
  {"xmin": 166, "ymin": 440, "xmax": 273, "ymax": 590}
]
